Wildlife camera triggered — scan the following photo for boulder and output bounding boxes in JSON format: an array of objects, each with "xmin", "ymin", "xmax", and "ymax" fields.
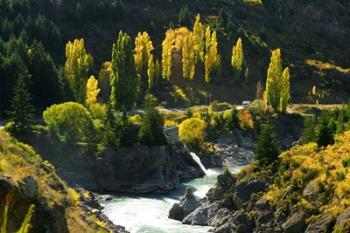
[
  {"xmin": 182, "ymin": 202, "xmax": 220, "ymax": 226},
  {"xmin": 336, "ymin": 208, "xmax": 350, "ymax": 228},
  {"xmin": 233, "ymin": 179, "xmax": 267, "ymax": 208},
  {"xmin": 303, "ymin": 180, "xmax": 321, "ymax": 202},
  {"xmin": 21, "ymin": 176, "xmax": 38, "ymax": 198},
  {"xmin": 256, "ymin": 210, "xmax": 274, "ymax": 227},
  {"xmin": 305, "ymin": 214, "xmax": 335, "ymax": 233},
  {"xmin": 282, "ymin": 210, "xmax": 307, "ymax": 233},
  {"xmin": 168, "ymin": 203, "xmax": 184, "ymax": 221},
  {"xmin": 255, "ymin": 198, "xmax": 270, "ymax": 210},
  {"xmin": 211, "ymin": 208, "xmax": 231, "ymax": 227},
  {"xmin": 169, "ymin": 188, "xmax": 199, "ymax": 221}
]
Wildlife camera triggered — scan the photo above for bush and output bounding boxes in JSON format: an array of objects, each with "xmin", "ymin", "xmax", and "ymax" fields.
[
  {"xmin": 223, "ymin": 108, "xmax": 239, "ymax": 132},
  {"xmin": 179, "ymin": 117, "xmax": 207, "ymax": 148},
  {"xmin": 239, "ymin": 110, "xmax": 254, "ymax": 129},
  {"xmin": 89, "ymin": 103, "xmax": 106, "ymax": 121},
  {"xmin": 255, "ymin": 123, "xmax": 280, "ymax": 166},
  {"xmin": 138, "ymin": 107, "xmax": 167, "ymax": 146},
  {"xmin": 43, "ymin": 102, "xmax": 94, "ymax": 143}
]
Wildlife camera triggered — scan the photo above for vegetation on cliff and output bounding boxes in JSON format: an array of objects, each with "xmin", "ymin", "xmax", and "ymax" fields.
[{"xmin": 0, "ymin": 129, "xmax": 116, "ymax": 233}]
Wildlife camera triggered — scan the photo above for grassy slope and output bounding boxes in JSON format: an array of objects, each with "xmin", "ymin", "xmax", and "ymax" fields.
[{"xmin": 0, "ymin": 130, "xmax": 113, "ymax": 233}]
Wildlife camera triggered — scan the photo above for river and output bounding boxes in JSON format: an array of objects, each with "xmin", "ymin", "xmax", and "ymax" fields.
[{"xmin": 100, "ymin": 166, "xmax": 244, "ymax": 233}]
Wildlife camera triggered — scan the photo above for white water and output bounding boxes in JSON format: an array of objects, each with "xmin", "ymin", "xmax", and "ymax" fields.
[
  {"xmin": 101, "ymin": 166, "xmax": 244, "ymax": 233},
  {"xmin": 190, "ymin": 152, "xmax": 208, "ymax": 174}
]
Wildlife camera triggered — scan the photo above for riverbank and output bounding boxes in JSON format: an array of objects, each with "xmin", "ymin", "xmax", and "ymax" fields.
[{"xmin": 100, "ymin": 167, "xmax": 244, "ymax": 233}]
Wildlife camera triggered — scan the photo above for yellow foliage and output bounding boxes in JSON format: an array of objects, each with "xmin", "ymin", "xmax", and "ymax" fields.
[
  {"xmin": 179, "ymin": 118, "xmax": 207, "ymax": 147},
  {"xmin": 86, "ymin": 76, "xmax": 100, "ymax": 106},
  {"xmin": 266, "ymin": 131, "xmax": 350, "ymax": 217}
]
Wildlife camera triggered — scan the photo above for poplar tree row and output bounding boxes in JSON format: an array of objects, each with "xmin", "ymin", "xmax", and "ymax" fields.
[{"xmin": 63, "ymin": 15, "xmax": 291, "ymax": 113}]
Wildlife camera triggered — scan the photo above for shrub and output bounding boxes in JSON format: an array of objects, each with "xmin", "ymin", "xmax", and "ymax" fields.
[
  {"xmin": 43, "ymin": 102, "xmax": 94, "ymax": 143},
  {"xmin": 223, "ymin": 108, "xmax": 239, "ymax": 132},
  {"xmin": 89, "ymin": 103, "xmax": 106, "ymax": 121},
  {"xmin": 239, "ymin": 110, "xmax": 254, "ymax": 129},
  {"xmin": 138, "ymin": 107, "xmax": 167, "ymax": 146},
  {"xmin": 179, "ymin": 117, "xmax": 207, "ymax": 148},
  {"xmin": 255, "ymin": 123, "xmax": 280, "ymax": 166}
]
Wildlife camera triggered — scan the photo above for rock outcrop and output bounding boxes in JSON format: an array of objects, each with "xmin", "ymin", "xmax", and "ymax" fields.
[
  {"xmin": 0, "ymin": 130, "xmax": 123, "ymax": 233},
  {"xmin": 31, "ymin": 132, "xmax": 204, "ymax": 194}
]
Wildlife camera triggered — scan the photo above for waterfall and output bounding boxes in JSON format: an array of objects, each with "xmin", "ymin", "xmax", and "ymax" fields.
[{"xmin": 190, "ymin": 152, "xmax": 208, "ymax": 175}]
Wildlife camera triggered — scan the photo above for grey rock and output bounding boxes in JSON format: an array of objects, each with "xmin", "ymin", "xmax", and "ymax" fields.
[
  {"xmin": 168, "ymin": 203, "xmax": 184, "ymax": 221},
  {"xmin": 303, "ymin": 180, "xmax": 321, "ymax": 201},
  {"xmin": 256, "ymin": 210, "xmax": 274, "ymax": 227},
  {"xmin": 182, "ymin": 202, "xmax": 220, "ymax": 226},
  {"xmin": 211, "ymin": 208, "xmax": 231, "ymax": 227},
  {"xmin": 234, "ymin": 179, "xmax": 267, "ymax": 208},
  {"xmin": 336, "ymin": 208, "xmax": 350, "ymax": 227},
  {"xmin": 305, "ymin": 214, "xmax": 335, "ymax": 233},
  {"xmin": 169, "ymin": 188, "xmax": 199, "ymax": 221},
  {"xmin": 282, "ymin": 210, "xmax": 307, "ymax": 233},
  {"xmin": 22, "ymin": 176, "xmax": 38, "ymax": 198}
]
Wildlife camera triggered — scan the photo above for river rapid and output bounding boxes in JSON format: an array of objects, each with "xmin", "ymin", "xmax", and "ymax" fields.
[{"xmin": 100, "ymin": 166, "xmax": 243, "ymax": 233}]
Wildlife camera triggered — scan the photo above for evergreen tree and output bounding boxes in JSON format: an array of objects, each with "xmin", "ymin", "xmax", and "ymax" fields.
[
  {"xmin": 138, "ymin": 106, "xmax": 167, "ymax": 146},
  {"xmin": 64, "ymin": 38, "xmax": 93, "ymax": 103},
  {"xmin": 255, "ymin": 123, "xmax": 280, "ymax": 166},
  {"xmin": 231, "ymin": 37, "xmax": 244, "ymax": 76},
  {"xmin": 178, "ymin": 6, "xmax": 191, "ymax": 26},
  {"xmin": 8, "ymin": 75, "xmax": 35, "ymax": 136},
  {"xmin": 316, "ymin": 115, "xmax": 335, "ymax": 147},
  {"xmin": 110, "ymin": 31, "xmax": 138, "ymax": 112}
]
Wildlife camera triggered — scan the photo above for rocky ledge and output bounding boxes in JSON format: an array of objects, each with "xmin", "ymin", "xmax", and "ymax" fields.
[{"xmin": 30, "ymin": 132, "xmax": 204, "ymax": 194}]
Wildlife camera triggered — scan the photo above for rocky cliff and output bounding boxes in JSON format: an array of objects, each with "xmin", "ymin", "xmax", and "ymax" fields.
[
  {"xmin": 30, "ymin": 131, "xmax": 204, "ymax": 194},
  {"xmin": 0, "ymin": 130, "xmax": 123, "ymax": 233}
]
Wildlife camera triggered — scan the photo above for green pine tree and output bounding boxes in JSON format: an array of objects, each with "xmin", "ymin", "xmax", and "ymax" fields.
[
  {"xmin": 255, "ymin": 123, "xmax": 280, "ymax": 167},
  {"xmin": 8, "ymin": 75, "xmax": 35, "ymax": 136}
]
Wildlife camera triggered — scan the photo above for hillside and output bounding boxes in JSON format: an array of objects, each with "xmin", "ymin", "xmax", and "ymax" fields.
[
  {"xmin": 169, "ymin": 130, "xmax": 350, "ymax": 232},
  {"xmin": 0, "ymin": 129, "xmax": 123, "ymax": 233},
  {"xmin": 1, "ymin": 0, "xmax": 350, "ymax": 115}
]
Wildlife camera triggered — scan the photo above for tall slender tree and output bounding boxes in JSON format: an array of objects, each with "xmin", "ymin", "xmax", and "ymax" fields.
[
  {"xmin": 134, "ymin": 32, "xmax": 154, "ymax": 84},
  {"xmin": 110, "ymin": 31, "xmax": 138, "ymax": 112},
  {"xmin": 161, "ymin": 29, "xmax": 175, "ymax": 80},
  {"xmin": 280, "ymin": 67, "xmax": 291, "ymax": 112},
  {"xmin": 265, "ymin": 49, "xmax": 283, "ymax": 110},
  {"xmin": 204, "ymin": 28, "xmax": 218, "ymax": 83},
  {"xmin": 147, "ymin": 54, "xmax": 155, "ymax": 90},
  {"xmin": 231, "ymin": 38, "xmax": 244, "ymax": 76},
  {"xmin": 64, "ymin": 38, "xmax": 93, "ymax": 103}
]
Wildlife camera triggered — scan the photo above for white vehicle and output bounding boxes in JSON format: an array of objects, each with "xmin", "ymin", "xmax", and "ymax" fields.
[{"xmin": 242, "ymin": 101, "xmax": 251, "ymax": 108}]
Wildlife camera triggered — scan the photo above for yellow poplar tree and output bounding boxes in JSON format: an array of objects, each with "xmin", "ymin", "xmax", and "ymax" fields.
[
  {"xmin": 64, "ymin": 38, "xmax": 93, "ymax": 103},
  {"xmin": 265, "ymin": 49, "xmax": 283, "ymax": 110},
  {"xmin": 280, "ymin": 67, "xmax": 291, "ymax": 112},
  {"xmin": 182, "ymin": 32, "xmax": 196, "ymax": 80},
  {"xmin": 147, "ymin": 54, "xmax": 155, "ymax": 90},
  {"xmin": 204, "ymin": 29, "xmax": 218, "ymax": 83},
  {"xmin": 231, "ymin": 38, "xmax": 244, "ymax": 75},
  {"xmin": 162, "ymin": 29, "xmax": 175, "ymax": 80},
  {"xmin": 86, "ymin": 76, "xmax": 100, "ymax": 106},
  {"xmin": 134, "ymin": 32, "xmax": 154, "ymax": 78},
  {"xmin": 193, "ymin": 14, "xmax": 205, "ymax": 62}
]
